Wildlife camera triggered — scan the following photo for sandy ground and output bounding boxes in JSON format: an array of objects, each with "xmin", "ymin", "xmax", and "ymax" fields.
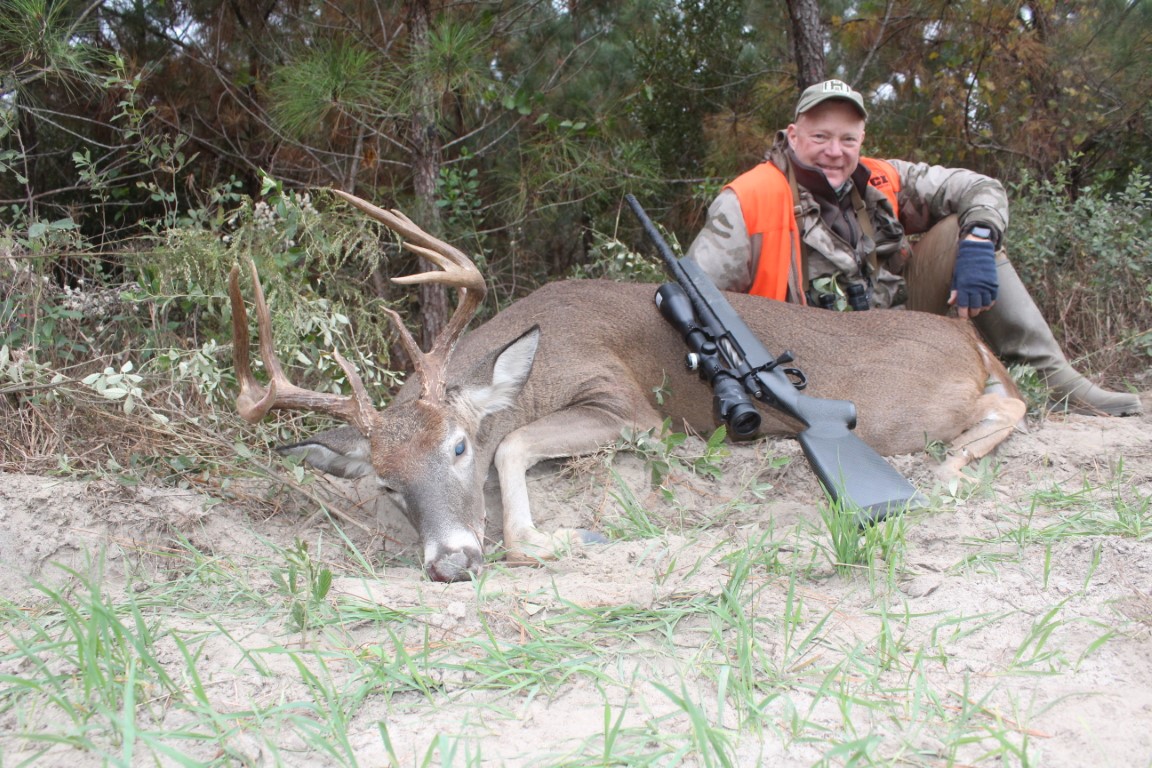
[{"xmin": 1, "ymin": 395, "xmax": 1151, "ymax": 766}]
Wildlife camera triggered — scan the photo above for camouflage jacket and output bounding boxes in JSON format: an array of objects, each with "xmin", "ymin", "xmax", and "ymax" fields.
[{"xmin": 686, "ymin": 131, "xmax": 1009, "ymax": 309}]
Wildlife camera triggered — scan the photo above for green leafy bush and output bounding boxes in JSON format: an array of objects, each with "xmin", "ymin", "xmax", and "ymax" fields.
[
  {"xmin": 1008, "ymin": 165, "xmax": 1152, "ymax": 383},
  {"xmin": 1, "ymin": 181, "xmax": 412, "ymax": 484}
]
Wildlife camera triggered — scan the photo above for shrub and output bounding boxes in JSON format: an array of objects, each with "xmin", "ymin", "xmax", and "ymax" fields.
[
  {"xmin": 1, "ymin": 182, "xmax": 410, "ymax": 481},
  {"xmin": 1007, "ymin": 165, "xmax": 1152, "ymax": 384}
]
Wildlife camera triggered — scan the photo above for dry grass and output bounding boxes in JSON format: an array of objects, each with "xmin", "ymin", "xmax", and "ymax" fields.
[{"xmin": 1027, "ymin": 267, "xmax": 1151, "ymax": 387}]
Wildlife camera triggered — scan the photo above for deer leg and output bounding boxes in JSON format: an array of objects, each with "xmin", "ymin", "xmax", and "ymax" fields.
[
  {"xmin": 937, "ymin": 393, "xmax": 1027, "ymax": 480},
  {"xmin": 494, "ymin": 404, "xmax": 663, "ymax": 562}
]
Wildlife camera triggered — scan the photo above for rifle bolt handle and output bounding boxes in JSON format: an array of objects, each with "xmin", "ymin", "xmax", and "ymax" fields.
[{"xmin": 685, "ymin": 352, "xmax": 701, "ymax": 371}]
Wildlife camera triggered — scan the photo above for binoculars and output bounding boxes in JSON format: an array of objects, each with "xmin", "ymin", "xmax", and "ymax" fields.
[{"xmin": 809, "ymin": 282, "xmax": 870, "ymax": 312}]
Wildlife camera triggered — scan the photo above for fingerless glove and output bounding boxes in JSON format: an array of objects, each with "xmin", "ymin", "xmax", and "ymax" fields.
[{"xmin": 951, "ymin": 239, "xmax": 998, "ymax": 310}]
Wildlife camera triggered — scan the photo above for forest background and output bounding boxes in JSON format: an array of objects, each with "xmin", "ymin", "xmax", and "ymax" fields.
[
  {"xmin": 2, "ymin": 0, "xmax": 1152, "ymax": 475},
  {"xmin": 5, "ymin": 5, "xmax": 1152, "ymax": 766}
]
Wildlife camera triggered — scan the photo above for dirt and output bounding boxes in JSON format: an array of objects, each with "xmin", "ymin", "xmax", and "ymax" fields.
[{"xmin": 1, "ymin": 394, "xmax": 1151, "ymax": 766}]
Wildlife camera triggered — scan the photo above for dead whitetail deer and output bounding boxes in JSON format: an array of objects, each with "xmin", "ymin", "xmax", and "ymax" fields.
[{"xmin": 230, "ymin": 190, "xmax": 1026, "ymax": 582}]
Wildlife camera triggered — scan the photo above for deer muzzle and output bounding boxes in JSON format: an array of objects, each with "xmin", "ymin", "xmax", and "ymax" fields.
[{"xmin": 423, "ymin": 532, "xmax": 485, "ymax": 582}]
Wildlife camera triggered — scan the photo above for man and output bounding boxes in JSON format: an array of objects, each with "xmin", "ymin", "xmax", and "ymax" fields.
[{"xmin": 687, "ymin": 79, "xmax": 1141, "ymax": 416}]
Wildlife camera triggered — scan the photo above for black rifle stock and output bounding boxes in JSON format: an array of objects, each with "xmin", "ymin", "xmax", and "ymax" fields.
[{"xmin": 625, "ymin": 194, "xmax": 925, "ymax": 523}]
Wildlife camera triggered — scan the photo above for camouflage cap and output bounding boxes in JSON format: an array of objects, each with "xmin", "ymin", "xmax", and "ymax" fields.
[{"xmin": 795, "ymin": 79, "xmax": 868, "ymax": 119}]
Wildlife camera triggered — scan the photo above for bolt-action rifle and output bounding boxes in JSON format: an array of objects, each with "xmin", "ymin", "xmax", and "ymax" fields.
[{"xmin": 625, "ymin": 194, "xmax": 925, "ymax": 523}]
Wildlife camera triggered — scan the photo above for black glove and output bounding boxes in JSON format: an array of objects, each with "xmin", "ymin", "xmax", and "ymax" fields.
[{"xmin": 951, "ymin": 239, "xmax": 998, "ymax": 310}]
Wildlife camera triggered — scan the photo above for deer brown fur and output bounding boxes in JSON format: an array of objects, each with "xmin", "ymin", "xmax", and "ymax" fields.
[{"xmin": 230, "ymin": 192, "xmax": 1026, "ymax": 582}]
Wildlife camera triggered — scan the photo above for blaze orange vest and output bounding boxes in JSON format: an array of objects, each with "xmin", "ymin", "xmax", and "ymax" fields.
[{"xmin": 725, "ymin": 157, "xmax": 901, "ymax": 302}]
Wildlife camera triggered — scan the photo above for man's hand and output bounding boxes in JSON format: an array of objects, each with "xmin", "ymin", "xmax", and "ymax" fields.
[{"xmin": 949, "ymin": 237, "xmax": 998, "ymax": 318}]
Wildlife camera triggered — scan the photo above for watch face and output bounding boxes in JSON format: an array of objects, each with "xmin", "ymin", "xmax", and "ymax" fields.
[{"xmin": 969, "ymin": 226, "xmax": 993, "ymax": 239}]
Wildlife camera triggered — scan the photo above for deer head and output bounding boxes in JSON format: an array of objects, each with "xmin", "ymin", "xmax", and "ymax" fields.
[{"xmin": 229, "ymin": 190, "xmax": 538, "ymax": 581}]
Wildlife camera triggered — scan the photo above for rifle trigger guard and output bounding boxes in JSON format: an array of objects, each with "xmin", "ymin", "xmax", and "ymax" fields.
[{"xmin": 784, "ymin": 367, "xmax": 807, "ymax": 390}]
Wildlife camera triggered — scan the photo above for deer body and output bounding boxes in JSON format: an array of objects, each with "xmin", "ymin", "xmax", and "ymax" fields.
[
  {"xmin": 231, "ymin": 193, "xmax": 1025, "ymax": 582},
  {"xmin": 445, "ymin": 279, "xmax": 1000, "ymax": 454}
]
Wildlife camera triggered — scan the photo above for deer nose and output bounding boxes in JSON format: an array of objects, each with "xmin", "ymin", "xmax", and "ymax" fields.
[
  {"xmin": 423, "ymin": 535, "xmax": 484, "ymax": 582},
  {"xmin": 425, "ymin": 547, "xmax": 483, "ymax": 582}
]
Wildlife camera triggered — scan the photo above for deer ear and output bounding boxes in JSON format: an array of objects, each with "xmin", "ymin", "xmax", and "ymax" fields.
[
  {"xmin": 462, "ymin": 326, "xmax": 540, "ymax": 419},
  {"xmin": 276, "ymin": 425, "xmax": 374, "ymax": 479}
]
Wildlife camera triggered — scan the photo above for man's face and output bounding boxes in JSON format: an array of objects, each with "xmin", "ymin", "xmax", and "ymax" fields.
[{"xmin": 786, "ymin": 101, "xmax": 866, "ymax": 189}]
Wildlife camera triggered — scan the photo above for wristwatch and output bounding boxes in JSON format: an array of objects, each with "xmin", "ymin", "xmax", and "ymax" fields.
[{"xmin": 966, "ymin": 224, "xmax": 994, "ymax": 240}]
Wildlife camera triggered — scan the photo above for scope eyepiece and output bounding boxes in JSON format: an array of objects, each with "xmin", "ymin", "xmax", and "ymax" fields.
[{"xmin": 711, "ymin": 375, "xmax": 761, "ymax": 437}]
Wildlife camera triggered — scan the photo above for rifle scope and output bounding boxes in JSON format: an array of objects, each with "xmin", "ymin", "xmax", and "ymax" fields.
[{"xmin": 655, "ymin": 283, "xmax": 762, "ymax": 437}]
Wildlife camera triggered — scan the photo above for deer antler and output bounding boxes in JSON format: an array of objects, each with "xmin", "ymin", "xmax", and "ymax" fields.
[
  {"xmin": 329, "ymin": 189, "xmax": 486, "ymax": 401},
  {"xmin": 229, "ymin": 261, "xmax": 379, "ymax": 436}
]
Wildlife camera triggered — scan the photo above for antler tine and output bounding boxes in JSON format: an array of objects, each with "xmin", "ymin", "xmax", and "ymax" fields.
[
  {"xmin": 229, "ymin": 264, "xmax": 269, "ymax": 421},
  {"xmin": 329, "ymin": 187, "xmax": 488, "ymax": 399},
  {"xmin": 381, "ymin": 305, "xmax": 424, "ymax": 368},
  {"xmin": 329, "ymin": 189, "xmax": 484, "ymax": 290},
  {"xmin": 229, "ymin": 261, "xmax": 378, "ymax": 435}
]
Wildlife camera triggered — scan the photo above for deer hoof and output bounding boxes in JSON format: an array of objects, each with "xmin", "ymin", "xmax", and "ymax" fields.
[
  {"xmin": 579, "ymin": 529, "xmax": 609, "ymax": 545},
  {"xmin": 505, "ymin": 527, "xmax": 602, "ymax": 565},
  {"xmin": 934, "ymin": 457, "xmax": 967, "ymax": 483}
]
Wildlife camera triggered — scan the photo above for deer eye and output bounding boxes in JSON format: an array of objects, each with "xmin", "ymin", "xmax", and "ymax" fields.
[{"xmin": 454, "ymin": 438, "xmax": 466, "ymax": 457}]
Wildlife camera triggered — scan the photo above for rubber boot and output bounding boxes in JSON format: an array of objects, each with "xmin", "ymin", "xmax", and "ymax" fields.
[
  {"xmin": 973, "ymin": 259, "xmax": 1142, "ymax": 417},
  {"xmin": 906, "ymin": 216, "xmax": 1140, "ymax": 416}
]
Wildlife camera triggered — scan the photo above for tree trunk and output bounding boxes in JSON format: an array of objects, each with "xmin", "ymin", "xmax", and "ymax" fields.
[
  {"xmin": 785, "ymin": 0, "xmax": 826, "ymax": 91},
  {"xmin": 406, "ymin": 0, "xmax": 449, "ymax": 351}
]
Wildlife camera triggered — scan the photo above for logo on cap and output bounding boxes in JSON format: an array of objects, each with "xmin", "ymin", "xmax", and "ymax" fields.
[{"xmin": 795, "ymin": 79, "xmax": 868, "ymax": 119}]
